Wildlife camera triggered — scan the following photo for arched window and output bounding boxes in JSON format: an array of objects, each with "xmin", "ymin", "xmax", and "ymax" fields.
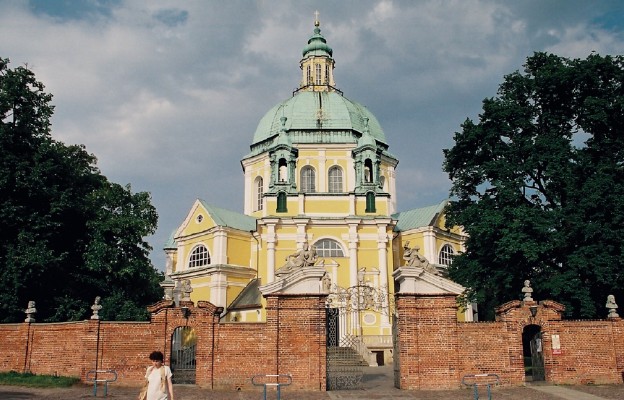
[
  {"xmin": 306, "ymin": 65, "xmax": 312, "ymax": 84},
  {"xmin": 278, "ymin": 158, "xmax": 288, "ymax": 182},
  {"xmin": 300, "ymin": 166, "xmax": 316, "ymax": 193},
  {"xmin": 314, "ymin": 239, "xmax": 344, "ymax": 257},
  {"xmin": 315, "ymin": 64, "xmax": 321, "ymax": 85},
  {"xmin": 365, "ymin": 192, "xmax": 376, "ymax": 212},
  {"xmin": 254, "ymin": 177, "xmax": 263, "ymax": 211},
  {"xmin": 328, "ymin": 166, "xmax": 343, "ymax": 193},
  {"xmin": 325, "ymin": 65, "xmax": 330, "ymax": 84},
  {"xmin": 277, "ymin": 192, "xmax": 287, "ymax": 212},
  {"xmin": 189, "ymin": 245, "xmax": 210, "ymax": 268},
  {"xmin": 438, "ymin": 244, "xmax": 455, "ymax": 266},
  {"xmin": 364, "ymin": 159, "xmax": 373, "ymax": 183}
]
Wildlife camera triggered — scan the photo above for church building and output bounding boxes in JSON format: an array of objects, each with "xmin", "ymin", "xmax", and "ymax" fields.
[{"xmin": 163, "ymin": 16, "xmax": 469, "ymax": 365}]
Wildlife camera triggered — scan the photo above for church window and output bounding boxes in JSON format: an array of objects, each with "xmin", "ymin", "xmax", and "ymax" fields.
[
  {"xmin": 325, "ymin": 65, "xmax": 329, "ymax": 84},
  {"xmin": 278, "ymin": 158, "xmax": 288, "ymax": 182},
  {"xmin": 300, "ymin": 166, "xmax": 316, "ymax": 193},
  {"xmin": 277, "ymin": 192, "xmax": 287, "ymax": 212},
  {"xmin": 255, "ymin": 177, "xmax": 263, "ymax": 211},
  {"xmin": 364, "ymin": 159, "xmax": 373, "ymax": 183},
  {"xmin": 328, "ymin": 166, "xmax": 343, "ymax": 193},
  {"xmin": 189, "ymin": 245, "xmax": 210, "ymax": 268},
  {"xmin": 315, "ymin": 64, "xmax": 321, "ymax": 85},
  {"xmin": 314, "ymin": 239, "xmax": 344, "ymax": 257},
  {"xmin": 306, "ymin": 65, "xmax": 312, "ymax": 85},
  {"xmin": 365, "ymin": 192, "xmax": 376, "ymax": 212},
  {"xmin": 439, "ymin": 244, "xmax": 455, "ymax": 266}
]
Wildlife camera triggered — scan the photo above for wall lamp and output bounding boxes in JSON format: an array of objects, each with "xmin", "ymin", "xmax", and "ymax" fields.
[
  {"xmin": 214, "ymin": 307, "xmax": 224, "ymax": 316},
  {"xmin": 181, "ymin": 306, "xmax": 191, "ymax": 319},
  {"xmin": 529, "ymin": 305, "xmax": 538, "ymax": 318}
]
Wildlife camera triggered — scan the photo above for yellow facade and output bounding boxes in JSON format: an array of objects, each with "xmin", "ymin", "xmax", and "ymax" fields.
[{"xmin": 163, "ymin": 19, "xmax": 469, "ymax": 364}]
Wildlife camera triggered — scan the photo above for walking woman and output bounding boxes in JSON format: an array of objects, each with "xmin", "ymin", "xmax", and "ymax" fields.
[{"xmin": 141, "ymin": 351, "xmax": 174, "ymax": 400}]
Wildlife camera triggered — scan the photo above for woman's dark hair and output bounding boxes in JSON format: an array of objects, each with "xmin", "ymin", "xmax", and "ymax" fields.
[{"xmin": 149, "ymin": 351, "xmax": 164, "ymax": 362}]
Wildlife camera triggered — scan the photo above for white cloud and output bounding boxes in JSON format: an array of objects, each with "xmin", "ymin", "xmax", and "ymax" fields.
[{"xmin": 1, "ymin": 0, "xmax": 623, "ymax": 268}]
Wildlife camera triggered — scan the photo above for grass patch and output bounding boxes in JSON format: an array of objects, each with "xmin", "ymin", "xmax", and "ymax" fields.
[{"xmin": 0, "ymin": 371, "xmax": 80, "ymax": 388}]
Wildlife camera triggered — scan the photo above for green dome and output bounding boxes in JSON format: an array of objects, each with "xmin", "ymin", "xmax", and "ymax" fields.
[
  {"xmin": 251, "ymin": 91, "xmax": 387, "ymax": 146},
  {"xmin": 302, "ymin": 26, "xmax": 332, "ymax": 57}
]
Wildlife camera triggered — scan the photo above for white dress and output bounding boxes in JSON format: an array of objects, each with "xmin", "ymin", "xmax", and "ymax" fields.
[{"xmin": 145, "ymin": 365, "xmax": 172, "ymax": 400}]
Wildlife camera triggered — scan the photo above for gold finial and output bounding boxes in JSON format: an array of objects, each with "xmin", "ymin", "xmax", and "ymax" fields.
[{"xmin": 314, "ymin": 10, "xmax": 320, "ymax": 27}]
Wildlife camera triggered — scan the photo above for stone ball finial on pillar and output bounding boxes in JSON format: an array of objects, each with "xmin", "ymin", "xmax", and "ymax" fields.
[
  {"xmin": 24, "ymin": 300, "xmax": 37, "ymax": 323},
  {"xmin": 522, "ymin": 280, "xmax": 534, "ymax": 302},
  {"xmin": 606, "ymin": 294, "xmax": 619, "ymax": 319}
]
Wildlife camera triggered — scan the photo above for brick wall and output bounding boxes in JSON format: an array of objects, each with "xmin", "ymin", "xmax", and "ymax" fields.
[
  {"xmin": 394, "ymin": 294, "xmax": 624, "ymax": 389},
  {"xmin": 1, "ymin": 293, "xmax": 622, "ymax": 391},
  {"xmin": 0, "ymin": 295, "xmax": 326, "ymax": 391}
]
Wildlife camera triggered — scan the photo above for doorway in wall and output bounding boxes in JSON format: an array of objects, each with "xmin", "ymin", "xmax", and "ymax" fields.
[{"xmin": 522, "ymin": 324, "xmax": 545, "ymax": 382}]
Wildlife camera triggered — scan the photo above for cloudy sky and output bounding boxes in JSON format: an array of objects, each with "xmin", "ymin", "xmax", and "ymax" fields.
[{"xmin": 1, "ymin": 0, "xmax": 623, "ymax": 269}]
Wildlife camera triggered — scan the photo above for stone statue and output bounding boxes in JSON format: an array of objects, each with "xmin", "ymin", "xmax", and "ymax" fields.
[
  {"xmin": 275, "ymin": 242, "xmax": 319, "ymax": 277},
  {"xmin": 24, "ymin": 301, "xmax": 36, "ymax": 323},
  {"xmin": 606, "ymin": 295, "xmax": 619, "ymax": 318},
  {"xmin": 522, "ymin": 280, "xmax": 534, "ymax": 302},
  {"xmin": 90, "ymin": 296, "xmax": 102, "ymax": 320},
  {"xmin": 322, "ymin": 272, "xmax": 332, "ymax": 292},
  {"xmin": 403, "ymin": 241, "xmax": 432, "ymax": 271},
  {"xmin": 181, "ymin": 279, "xmax": 193, "ymax": 301}
]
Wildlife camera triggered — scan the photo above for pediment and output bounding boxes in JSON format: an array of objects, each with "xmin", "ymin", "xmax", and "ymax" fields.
[
  {"xmin": 175, "ymin": 200, "xmax": 217, "ymax": 238},
  {"xmin": 392, "ymin": 267, "xmax": 465, "ymax": 295}
]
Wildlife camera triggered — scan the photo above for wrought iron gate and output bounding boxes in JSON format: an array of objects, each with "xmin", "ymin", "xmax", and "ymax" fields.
[
  {"xmin": 171, "ymin": 326, "xmax": 196, "ymax": 384},
  {"xmin": 325, "ymin": 284, "xmax": 394, "ymax": 390}
]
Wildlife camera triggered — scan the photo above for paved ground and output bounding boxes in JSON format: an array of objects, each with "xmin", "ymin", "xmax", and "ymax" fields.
[
  {"xmin": 2, "ymin": 366, "xmax": 624, "ymax": 399},
  {"xmin": 2, "ymin": 383, "xmax": 624, "ymax": 400}
]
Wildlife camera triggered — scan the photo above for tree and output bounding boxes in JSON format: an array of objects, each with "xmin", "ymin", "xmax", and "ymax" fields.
[
  {"xmin": 443, "ymin": 53, "xmax": 624, "ymax": 320},
  {"xmin": 0, "ymin": 58, "xmax": 163, "ymax": 322}
]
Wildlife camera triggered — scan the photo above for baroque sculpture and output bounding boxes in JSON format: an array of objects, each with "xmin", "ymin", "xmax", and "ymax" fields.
[
  {"xmin": 402, "ymin": 241, "xmax": 438, "ymax": 274},
  {"xmin": 181, "ymin": 279, "xmax": 193, "ymax": 301},
  {"xmin": 275, "ymin": 242, "xmax": 320, "ymax": 277},
  {"xmin": 606, "ymin": 294, "xmax": 619, "ymax": 318},
  {"xmin": 24, "ymin": 301, "xmax": 36, "ymax": 323},
  {"xmin": 522, "ymin": 280, "xmax": 534, "ymax": 302}
]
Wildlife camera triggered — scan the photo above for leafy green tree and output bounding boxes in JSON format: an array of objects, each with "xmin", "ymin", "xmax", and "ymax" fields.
[
  {"xmin": 443, "ymin": 53, "xmax": 624, "ymax": 319},
  {"xmin": 0, "ymin": 58, "xmax": 163, "ymax": 322}
]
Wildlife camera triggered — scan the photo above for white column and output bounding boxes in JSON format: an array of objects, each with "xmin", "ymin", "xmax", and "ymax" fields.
[
  {"xmin": 210, "ymin": 272, "xmax": 228, "ymax": 308},
  {"xmin": 266, "ymin": 224, "xmax": 276, "ymax": 283},
  {"xmin": 214, "ymin": 231, "xmax": 227, "ymax": 264},
  {"xmin": 347, "ymin": 221, "xmax": 359, "ymax": 287},
  {"xmin": 423, "ymin": 228, "xmax": 436, "ymax": 263},
  {"xmin": 377, "ymin": 225, "xmax": 390, "ymax": 326}
]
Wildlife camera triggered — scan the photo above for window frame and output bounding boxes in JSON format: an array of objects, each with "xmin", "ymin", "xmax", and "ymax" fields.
[
  {"xmin": 314, "ymin": 238, "xmax": 345, "ymax": 257},
  {"xmin": 328, "ymin": 165, "xmax": 343, "ymax": 193},
  {"xmin": 300, "ymin": 166, "xmax": 316, "ymax": 193},
  {"xmin": 438, "ymin": 244, "xmax": 455, "ymax": 266},
  {"xmin": 188, "ymin": 244, "xmax": 210, "ymax": 268}
]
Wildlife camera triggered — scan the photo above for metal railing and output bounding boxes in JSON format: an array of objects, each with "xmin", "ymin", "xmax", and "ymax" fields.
[
  {"xmin": 86, "ymin": 369, "xmax": 117, "ymax": 397},
  {"xmin": 251, "ymin": 374, "xmax": 292, "ymax": 400},
  {"xmin": 461, "ymin": 373, "xmax": 500, "ymax": 400}
]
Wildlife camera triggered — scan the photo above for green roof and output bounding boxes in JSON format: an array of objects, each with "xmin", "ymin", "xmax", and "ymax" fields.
[
  {"xmin": 392, "ymin": 200, "xmax": 448, "ymax": 232},
  {"xmin": 198, "ymin": 200, "xmax": 257, "ymax": 231},
  {"xmin": 163, "ymin": 229, "xmax": 177, "ymax": 250},
  {"xmin": 251, "ymin": 91, "xmax": 387, "ymax": 146},
  {"xmin": 228, "ymin": 278, "xmax": 261, "ymax": 310}
]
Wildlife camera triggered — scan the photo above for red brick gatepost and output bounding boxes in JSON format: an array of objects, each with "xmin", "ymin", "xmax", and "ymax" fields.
[{"xmin": 395, "ymin": 292, "xmax": 460, "ymax": 389}]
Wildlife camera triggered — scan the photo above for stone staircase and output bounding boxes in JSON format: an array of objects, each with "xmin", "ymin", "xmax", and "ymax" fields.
[{"xmin": 327, "ymin": 346, "xmax": 369, "ymax": 366}]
